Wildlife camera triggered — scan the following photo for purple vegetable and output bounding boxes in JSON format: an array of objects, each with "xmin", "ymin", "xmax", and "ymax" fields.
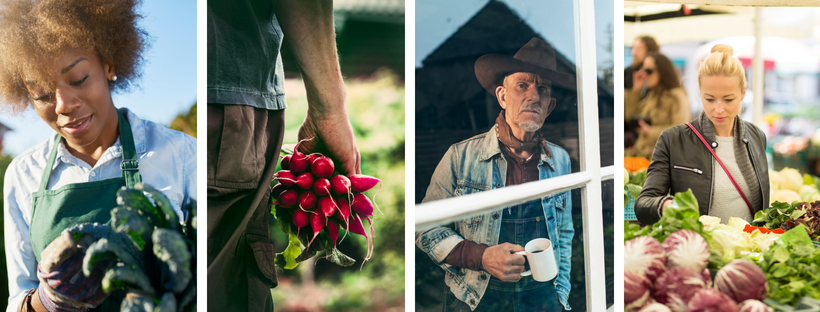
[
  {"xmin": 688, "ymin": 288, "xmax": 739, "ymax": 312},
  {"xmin": 653, "ymin": 267, "xmax": 707, "ymax": 312},
  {"xmin": 662, "ymin": 229, "xmax": 710, "ymax": 273},
  {"xmin": 639, "ymin": 303, "xmax": 672, "ymax": 312},
  {"xmin": 714, "ymin": 259, "xmax": 768, "ymax": 303},
  {"xmin": 625, "ymin": 271, "xmax": 651, "ymax": 311},
  {"xmin": 625, "ymin": 236, "xmax": 667, "ymax": 281},
  {"xmin": 738, "ymin": 300, "xmax": 774, "ymax": 312}
]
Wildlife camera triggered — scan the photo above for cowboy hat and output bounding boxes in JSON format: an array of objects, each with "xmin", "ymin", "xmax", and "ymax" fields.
[{"xmin": 475, "ymin": 38, "xmax": 576, "ymax": 94}]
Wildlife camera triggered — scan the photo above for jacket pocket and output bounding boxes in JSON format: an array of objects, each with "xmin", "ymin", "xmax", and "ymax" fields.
[{"xmin": 674, "ymin": 165, "xmax": 703, "ymax": 175}]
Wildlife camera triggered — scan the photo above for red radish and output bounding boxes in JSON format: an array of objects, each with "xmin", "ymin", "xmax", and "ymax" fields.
[
  {"xmin": 275, "ymin": 170, "xmax": 297, "ymax": 187},
  {"xmin": 318, "ymin": 197, "xmax": 338, "ymax": 217},
  {"xmin": 348, "ymin": 174, "xmax": 381, "ymax": 193},
  {"xmin": 280, "ymin": 154, "xmax": 291, "ymax": 170},
  {"xmin": 306, "ymin": 211, "xmax": 327, "ymax": 249},
  {"xmin": 295, "ymin": 172, "xmax": 314, "ymax": 190},
  {"xmin": 313, "ymin": 178, "xmax": 332, "ymax": 196},
  {"xmin": 271, "ymin": 183, "xmax": 287, "ymax": 199},
  {"xmin": 277, "ymin": 189, "xmax": 299, "ymax": 208},
  {"xmin": 289, "ymin": 151, "xmax": 310, "ymax": 173},
  {"xmin": 311, "ymin": 156, "xmax": 335, "ymax": 178},
  {"xmin": 293, "ymin": 209, "xmax": 310, "ymax": 236},
  {"xmin": 346, "ymin": 214, "xmax": 374, "ymax": 266},
  {"xmin": 334, "ymin": 197, "xmax": 351, "ymax": 222},
  {"xmin": 351, "ymin": 193, "xmax": 374, "ymax": 216},
  {"xmin": 307, "ymin": 153, "xmax": 323, "ymax": 164},
  {"xmin": 330, "ymin": 174, "xmax": 351, "ymax": 195},
  {"xmin": 299, "ymin": 192, "xmax": 317, "ymax": 210},
  {"xmin": 327, "ymin": 219, "xmax": 340, "ymax": 248}
]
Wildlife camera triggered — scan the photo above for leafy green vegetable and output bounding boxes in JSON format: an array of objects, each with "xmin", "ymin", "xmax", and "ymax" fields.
[
  {"xmin": 120, "ymin": 295, "xmax": 155, "ymax": 312},
  {"xmin": 135, "ymin": 183, "xmax": 179, "ymax": 231},
  {"xmin": 152, "ymin": 228, "xmax": 192, "ymax": 294},
  {"xmin": 629, "ymin": 170, "xmax": 647, "ymax": 187},
  {"xmin": 759, "ymin": 225, "xmax": 820, "ymax": 305},
  {"xmin": 624, "ymin": 221, "xmax": 650, "ymax": 242},
  {"xmin": 102, "ymin": 265, "xmax": 156, "ymax": 296},
  {"xmin": 649, "ymin": 189, "xmax": 703, "ymax": 242},
  {"xmin": 83, "ymin": 238, "xmax": 143, "ymax": 276},
  {"xmin": 117, "ymin": 188, "xmax": 162, "ymax": 226},
  {"xmin": 111, "ymin": 206, "xmax": 152, "ymax": 250}
]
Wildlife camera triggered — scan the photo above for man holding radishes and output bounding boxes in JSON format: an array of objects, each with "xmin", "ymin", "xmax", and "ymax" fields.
[
  {"xmin": 206, "ymin": 1, "xmax": 360, "ymax": 311},
  {"xmin": 416, "ymin": 38, "xmax": 576, "ymax": 312}
]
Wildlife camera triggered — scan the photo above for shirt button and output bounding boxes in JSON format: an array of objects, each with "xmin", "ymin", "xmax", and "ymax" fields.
[
  {"xmin": 470, "ymin": 299, "xmax": 476, "ymax": 305},
  {"xmin": 711, "ymin": 142, "xmax": 718, "ymax": 148},
  {"xmin": 492, "ymin": 213, "xmax": 499, "ymax": 219},
  {"xmin": 495, "ymin": 183, "xmax": 502, "ymax": 188},
  {"xmin": 479, "ymin": 274, "xmax": 487, "ymax": 280},
  {"xmin": 90, "ymin": 172, "xmax": 96, "ymax": 178},
  {"xmin": 536, "ymin": 217, "xmax": 541, "ymax": 222}
]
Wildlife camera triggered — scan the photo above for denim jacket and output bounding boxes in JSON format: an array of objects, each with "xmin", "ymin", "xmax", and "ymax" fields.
[{"xmin": 415, "ymin": 125, "xmax": 574, "ymax": 311}]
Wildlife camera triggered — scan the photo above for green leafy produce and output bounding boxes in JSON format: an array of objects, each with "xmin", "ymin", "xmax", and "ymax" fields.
[
  {"xmin": 111, "ymin": 206, "xmax": 153, "ymax": 250},
  {"xmin": 83, "ymin": 238, "xmax": 143, "ymax": 276},
  {"xmin": 152, "ymin": 228, "xmax": 192, "ymax": 293},
  {"xmin": 758, "ymin": 225, "xmax": 820, "ymax": 305},
  {"xmin": 629, "ymin": 170, "xmax": 647, "ymax": 187},
  {"xmin": 623, "ymin": 189, "xmax": 725, "ymax": 268},
  {"xmin": 68, "ymin": 184, "xmax": 196, "ymax": 312},
  {"xmin": 102, "ymin": 265, "xmax": 156, "ymax": 296},
  {"xmin": 754, "ymin": 201, "xmax": 820, "ymax": 242},
  {"xmin": 119, "ymin": 295, "xmax": 155, "ymax": 312}
]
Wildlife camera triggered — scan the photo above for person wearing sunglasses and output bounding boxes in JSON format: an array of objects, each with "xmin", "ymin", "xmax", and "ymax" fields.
[
  {"xmin": 625, "ymin": 52, "xmax": 691, "ymax": 159},
  {"xmin": 636, "ymin": 44, "xmax": 769, "ymax": 225}
]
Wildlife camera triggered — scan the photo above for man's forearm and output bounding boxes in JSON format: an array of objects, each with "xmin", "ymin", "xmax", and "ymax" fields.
[{"xmin": 271, "ymin": 0, "xmax": 346, "ymax": 115}]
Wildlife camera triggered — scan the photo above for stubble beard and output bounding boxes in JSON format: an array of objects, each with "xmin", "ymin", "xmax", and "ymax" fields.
[{"xmin": 518, "ymin": 121, "xmax": 541, "ymax": 132}]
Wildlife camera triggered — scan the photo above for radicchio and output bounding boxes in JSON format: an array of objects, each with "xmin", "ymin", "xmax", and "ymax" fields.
[
  {"xmin": 662, "ymin": 229, "xmax": 710, "ymax": 273},
  {"xmin": 625, "ymin": 236, "xmax": 667, "ymax": 281},
  {"xmin": 625, "ymin": 271, "xmax": 652, "ymax": 312},
  {"xmin": 688, "ymin": 288, "xmax": 739, "ymax": 312},
  {"xmin": 639, "ymin": 303, "xmax": 672, "ymax": 312},
  {"xmin": 738, "ymin": 299, "xmax": 774, "ymax": 312},
  {"xmin": 653, "ymin": 267, "xmax": 706, "ymax": 312},
  {"xmin": 714, "ymin": 259, "xmax": 768, "ymax": 303}
]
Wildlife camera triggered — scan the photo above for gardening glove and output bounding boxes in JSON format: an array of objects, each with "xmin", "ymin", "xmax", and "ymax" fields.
[{"xmin": 36, "ymin": 231, "xmax": 112, "ymax": 312}]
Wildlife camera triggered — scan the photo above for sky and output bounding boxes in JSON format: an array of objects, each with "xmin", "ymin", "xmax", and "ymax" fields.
[
  {"xmin": 0, "ymin": 0, "xmax": 196, "ymax": 156},
  {"xmin": 415, "ymin": 0, "xmax": 615, "ymax": 76}
]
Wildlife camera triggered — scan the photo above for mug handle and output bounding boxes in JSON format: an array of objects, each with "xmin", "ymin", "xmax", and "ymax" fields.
[{"xmin": 514, "ymin": 251, "xmax": 531, "ymax": 277}]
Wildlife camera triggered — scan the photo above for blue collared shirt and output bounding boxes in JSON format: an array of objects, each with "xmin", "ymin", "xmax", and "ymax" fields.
[
  {"xmin": 415, "ymin": 124, "xmax": 574, "ymax": 311},
  {"xmin": 3, "ymin": 107, "xmax": 196, "ymax": 311}
]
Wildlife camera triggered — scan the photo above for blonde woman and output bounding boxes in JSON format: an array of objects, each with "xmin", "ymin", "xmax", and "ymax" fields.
[
  {"xmin": 626, "ymin": 52, "xmax": 691, "ymax": 159},
  {"xmin": 636, "ymin": 44, "xmax": 769, "ymax": 225}
]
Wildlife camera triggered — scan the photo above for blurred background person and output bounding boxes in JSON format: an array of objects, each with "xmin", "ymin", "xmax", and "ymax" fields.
[
  {"xmin": 625, "ymin": 36, "xmax": 660, "ymax": 149},
  {"xmin": 626, "ymin": 52, "xmax": 691, "ymax": 159}
]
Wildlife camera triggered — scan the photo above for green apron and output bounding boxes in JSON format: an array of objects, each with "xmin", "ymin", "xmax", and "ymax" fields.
[{"xmin": 30, "ymin": 110, "xmax": 140, "ymax": 310}]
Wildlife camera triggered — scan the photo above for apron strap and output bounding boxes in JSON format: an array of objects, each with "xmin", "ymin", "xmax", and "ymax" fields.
[
  {"xmin": 37, "ymin": 109, "xmax": 142, "ymax": 192},
  {"xmin": 117, "ymin": 110, "xmax": 142, "ymax": 187}
]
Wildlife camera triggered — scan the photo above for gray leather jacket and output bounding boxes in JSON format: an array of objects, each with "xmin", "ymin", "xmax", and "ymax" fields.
[{"xmin": 635, "ymin": 117, "xmax": 769, "ymax": 224}]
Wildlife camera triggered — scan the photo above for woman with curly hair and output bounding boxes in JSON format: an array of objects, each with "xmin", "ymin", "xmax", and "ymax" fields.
[{"xmin": 0, "ymin": 0, "xmax": 196, "ymax": 311}]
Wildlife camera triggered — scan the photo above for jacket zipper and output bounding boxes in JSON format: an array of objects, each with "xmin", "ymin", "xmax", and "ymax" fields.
[
  {"xmin": 708, "ymin": 155, "xmax": 714, "ymax": 216},
  {"xmin": 747, "ymin": 141, "xmax": 764, "ymax": 213},
  {"xmin": 673, "ymin": 165, "xmax": 703, "ymax": 174}
]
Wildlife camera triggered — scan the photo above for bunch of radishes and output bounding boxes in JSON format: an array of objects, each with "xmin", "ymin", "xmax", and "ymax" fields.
[{"xmin": 271, "ymin": 143, "xmax": 381, "ymax": 266}]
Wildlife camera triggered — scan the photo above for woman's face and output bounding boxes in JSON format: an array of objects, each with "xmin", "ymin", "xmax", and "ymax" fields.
[
  {"xmin": 641, "ymin": 57, "xmax": 660, "ymax": 89},
  {"xmin": 25, "ymin": 48, "xmax": 117, "ymax": 149},
  {"xmin": 700, "ymin": 75, "xmax": 745, "ymax": 131}
]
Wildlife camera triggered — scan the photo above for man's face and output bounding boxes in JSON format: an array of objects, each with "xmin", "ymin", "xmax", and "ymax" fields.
[{"xmin": 496, "ymin": 72, "xmax": 556, "ymax": 132}]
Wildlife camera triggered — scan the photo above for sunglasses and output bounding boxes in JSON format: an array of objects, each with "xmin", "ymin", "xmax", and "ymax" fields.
[{"xmin": 642, "ymin": 68, "xmax": 656, "ymax": 75}]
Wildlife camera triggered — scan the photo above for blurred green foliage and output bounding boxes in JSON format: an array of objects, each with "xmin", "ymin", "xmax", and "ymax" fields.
[
  {"xmin": 269, "ymin": 69, "xmax": 405, "ymax": 311},
  {"xmin": 169, "ymin": 103, "xmax": 197, "ymax": 138}
]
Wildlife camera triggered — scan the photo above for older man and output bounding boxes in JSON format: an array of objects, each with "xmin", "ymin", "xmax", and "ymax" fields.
[{"xmin": 416, "ymin": 38, "xmax": 575, "ymax": 312}]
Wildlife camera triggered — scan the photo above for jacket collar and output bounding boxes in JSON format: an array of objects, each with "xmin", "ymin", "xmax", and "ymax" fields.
[
  {"xmin": 692, "ymin": 111, "xmax": 749, "ymax": 143},
  {"xmin": 478, "ymin": 124, "xmax": 555, "ymax": 170}
]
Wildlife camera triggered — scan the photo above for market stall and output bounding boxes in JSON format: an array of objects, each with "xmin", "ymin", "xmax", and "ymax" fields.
[{"xmin": 624, "ymin": 190, "xmax": 820, "ymax": 311}]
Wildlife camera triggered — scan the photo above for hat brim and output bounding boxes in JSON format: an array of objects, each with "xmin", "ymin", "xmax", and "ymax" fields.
[{"xmin": 475, "ymin": 54, "xmax": 577, "ymax": 95}]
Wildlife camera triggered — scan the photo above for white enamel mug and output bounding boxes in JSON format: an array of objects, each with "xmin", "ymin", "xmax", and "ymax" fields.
[{"xmin": 515, "ymin": 238, "xmax": 558, "ymax": 282}]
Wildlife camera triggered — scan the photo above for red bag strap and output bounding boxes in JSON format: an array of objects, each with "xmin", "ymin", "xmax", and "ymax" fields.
[{"xmin": 686, "ymin": 122, "xmax": 753, "ymax": 216}]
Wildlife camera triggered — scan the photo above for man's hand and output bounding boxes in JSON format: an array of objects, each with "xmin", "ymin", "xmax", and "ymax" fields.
[
  {"xmin": 297, "ymin": 108, "xmax": 361, "ymax": 175},
  {"xmin": 36, "ymin": 232, "xmax": 111, "ymax": 312},
  {"xmin": 481, "ymin": 243, "xmax": 526, "ymax": 282},
  {"xmin": 637, "ymin": 119, "xmax": 651, "ymax": 135}
]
